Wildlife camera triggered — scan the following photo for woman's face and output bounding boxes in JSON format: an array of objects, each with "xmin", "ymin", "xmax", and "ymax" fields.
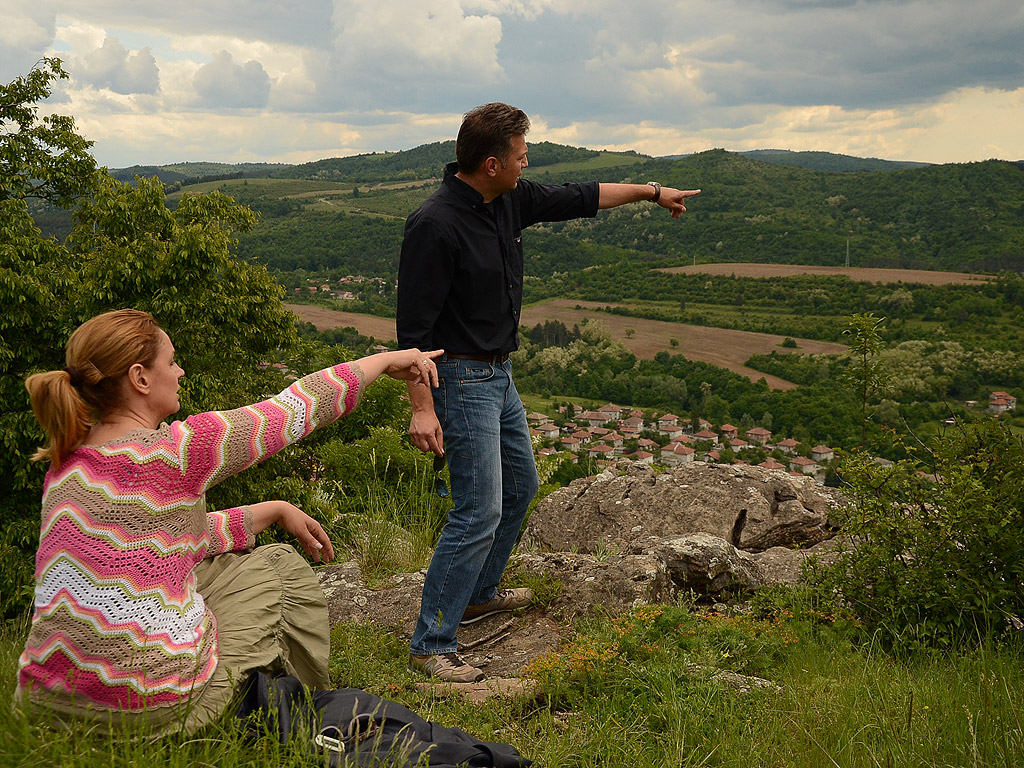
[{"xmin": 146, "ymin": 330, "xmax": 185, "ymax": 419}]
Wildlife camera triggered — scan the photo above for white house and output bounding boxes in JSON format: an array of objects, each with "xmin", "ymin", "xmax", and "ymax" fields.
[{"xmin": 811, "ymin": 445, "xmax": 835, "ymax": 462}]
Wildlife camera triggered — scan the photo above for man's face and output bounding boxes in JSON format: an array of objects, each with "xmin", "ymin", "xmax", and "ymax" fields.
[{"xmin": 496, "ymin": 135, "xmax": 528, "ymax": 192}]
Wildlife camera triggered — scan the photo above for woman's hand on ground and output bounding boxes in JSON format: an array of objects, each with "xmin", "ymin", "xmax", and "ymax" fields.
[
  {"xmin": 277, "ymin": 502, "xmax": 335, "ymax": 563},
  {"xmin": 248, "ymin": 500, "xmax": 335, "ymax": 563}
]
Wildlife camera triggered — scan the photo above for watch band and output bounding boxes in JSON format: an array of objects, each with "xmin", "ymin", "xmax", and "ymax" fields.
[{"xmin": 646, "ymin": 181, "xmax": 661, "ymax": 203}]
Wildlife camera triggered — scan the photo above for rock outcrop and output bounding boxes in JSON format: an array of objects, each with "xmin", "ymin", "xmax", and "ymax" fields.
[
  {"xmin": 317, "ymin": 460, "xmax": 850, "ymax": 683},
  {"xmin": 524, "ymin": 461, "xmax": 843, "ymax": 556}
]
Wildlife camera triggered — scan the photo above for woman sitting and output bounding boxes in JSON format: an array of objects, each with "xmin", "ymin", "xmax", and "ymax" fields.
[{"xmin": 16, "ymin": 308, "xmax": 441, "ymax": 734}]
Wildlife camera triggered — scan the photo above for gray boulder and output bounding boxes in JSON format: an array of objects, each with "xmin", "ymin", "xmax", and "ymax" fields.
[
  {"xmin": 650, "ymin": 532, "xmax": 846, "ymax": 597},
  {"xmin": 525, "ymin": 460, "xmax": 843, "ymax": 555},
  {"xmin": 514, "ymin": 551, "xmax": 675, "ymax": 619},
  {"xmin": 654, "ymin": 532, "xmax": 766, "ymax": 595}
]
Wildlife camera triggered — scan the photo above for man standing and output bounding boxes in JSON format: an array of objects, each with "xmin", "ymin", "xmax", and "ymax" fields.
[{"xmin": 398, "ymin": 103, "xmax": 700, "ymax": 682}]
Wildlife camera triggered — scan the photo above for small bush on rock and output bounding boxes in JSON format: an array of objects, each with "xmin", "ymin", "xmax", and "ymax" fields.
[{"xmin": 807, "ymin": 420, "xmax": 1024, "ymax": 650}]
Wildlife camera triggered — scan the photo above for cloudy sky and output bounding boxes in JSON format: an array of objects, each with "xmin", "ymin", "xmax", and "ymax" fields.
[{"xmin": 4, "ymin": 0, "xmax": 1023, "ymax": 168}]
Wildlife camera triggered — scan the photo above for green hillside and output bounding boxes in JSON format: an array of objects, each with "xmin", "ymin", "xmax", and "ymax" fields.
[
  {"xmin": 533, "ymin": 150, "xmax": 1024, "ymax": 273},
  {"xmin": 739, "ymin": 149, "xmax": 931, "ymax": 172},
  {"xmin": 163, "ymin": 148, "xmax": 1023, "ymax": 277},
  {"xmin": 93, "ymin": 143, "xmax": 1024, "ymax": 280},
  {"xmin": 270, "ymin": 140, "xmax": 640, "ymax": 183}
]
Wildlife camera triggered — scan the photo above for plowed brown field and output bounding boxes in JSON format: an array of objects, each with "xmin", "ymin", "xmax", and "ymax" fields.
[
  {"xmin": 286, "ymin": 301, "xmax": 846, "ymax": 390},
  {"xmin": 520, "ymin": 300, "xmax": 844, "ymax": 390},
  {"xmin": 660, "ymin": 263, "xmax": 992, "ymax": 284},
  {"xmin": 288, "ymin": 304, "xmax": 398, "ymax": 339}
]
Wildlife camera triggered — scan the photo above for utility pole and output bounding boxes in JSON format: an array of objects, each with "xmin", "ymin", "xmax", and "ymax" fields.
[{"xmin": 845, "ymin": 238, "xmax": 850, "ymax": 268}]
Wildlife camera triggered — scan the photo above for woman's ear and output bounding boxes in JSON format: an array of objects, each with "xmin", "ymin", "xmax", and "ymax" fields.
[{"xmin": 127, "ymin": 363, "xmax": 150, "ymax": 395}]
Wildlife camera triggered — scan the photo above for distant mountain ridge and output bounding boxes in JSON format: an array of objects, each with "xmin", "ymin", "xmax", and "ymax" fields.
[
  {"xmin": 108, "ymin": 161, "xmax": 292, "ymax": 184},
  {"xmin": 271, "ymin": 141, "xmax": 636, "ymax": 183},
  {"xmin": 738, "ymin": 149, "xmax": 931, "ymax": 172},
  {"xmin": 109, "ymin": 144, "xmax": 937, "ymax": 183}
]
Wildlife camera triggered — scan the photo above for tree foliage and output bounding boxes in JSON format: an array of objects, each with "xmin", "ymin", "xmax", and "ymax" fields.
[
  {"xmin": 0, "ymin": 62, "xmax": 301, "ymax": 618},
  {"xmin": 808, "ymin": 421, "xmax": 1024, "ymax": 650},
  {"xmin": 0, "ymin": 58, "xmax": 99, "ymax": 206},
  {"xmin": 841, "ymin": 313, "xmax": 890, "ymax": 446}
]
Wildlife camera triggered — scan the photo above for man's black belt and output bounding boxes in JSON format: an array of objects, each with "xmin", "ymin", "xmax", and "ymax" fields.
[{"xmin": 445, "ymin": 352, "xmax": 510, "ymax": 364}]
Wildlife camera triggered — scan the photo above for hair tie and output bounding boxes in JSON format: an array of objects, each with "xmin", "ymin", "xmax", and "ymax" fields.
[{"xmin": 64, "ymin": 366, "xmax": 85, "ymax": 388}]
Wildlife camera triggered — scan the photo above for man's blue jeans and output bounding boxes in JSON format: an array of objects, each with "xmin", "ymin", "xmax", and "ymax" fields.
[{"xmin": 409, "ymin": 357, "xmax": 539, "ymax": 655}]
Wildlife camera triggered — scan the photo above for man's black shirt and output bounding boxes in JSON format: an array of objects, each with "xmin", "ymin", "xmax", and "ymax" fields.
[{"xmin": 397, "ymin": 162, "xmax": 600, "ymax": 356}]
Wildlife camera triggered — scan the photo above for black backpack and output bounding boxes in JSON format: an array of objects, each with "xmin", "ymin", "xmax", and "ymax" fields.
[{"xmin": 235, "ymin": 672, "xmax": 532, "ymax": 767}]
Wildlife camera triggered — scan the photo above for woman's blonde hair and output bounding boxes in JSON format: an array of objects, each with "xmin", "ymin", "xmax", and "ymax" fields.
[{"xmin": 25, "ymin": 309, "xmax": 164, "ymax": 468}]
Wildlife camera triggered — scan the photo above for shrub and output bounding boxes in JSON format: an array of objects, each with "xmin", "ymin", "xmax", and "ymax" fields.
[{"xmin": 808, "ymin": 420, "xmax": 1024, "ymax": 650}]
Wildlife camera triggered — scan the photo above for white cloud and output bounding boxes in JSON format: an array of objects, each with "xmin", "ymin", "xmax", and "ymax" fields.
[
  {"xmin": 0, "ymin": 0, "xmax": 55, "ymax": 79},
  {"xmin": 193, "ymin": 51, "xmax": 271, "ymax": 108},
  {"xmin": 329, "ymin": 0, "xmax": 504, "ymax": 89},
  {"xmin": 5, "ymin": 1, "xmax": 1023, "ymax": 166},
  {"xmin": 165, "ymin": 34, "xmax": 317, "ymax": 110},
  {"xmin": 533, "ymin": 85, "xmax": 1024, "ymax": 164},
  {"xmin": 76, "ymin": 37, "xmax": 159, "ymax": 94}
]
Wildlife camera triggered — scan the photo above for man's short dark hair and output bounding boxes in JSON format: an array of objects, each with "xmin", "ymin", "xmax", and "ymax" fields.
[{"xmin": 456, "ymin": 103, "xmax": 531, "ymax": 174}]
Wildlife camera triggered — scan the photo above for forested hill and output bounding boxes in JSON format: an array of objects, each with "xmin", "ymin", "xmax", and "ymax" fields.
[
  {"xmin": 94, "ymin": 145, "xmax": 1024, "ymax": 277},
  {"xmin": 526, "ymin": 149, "xmax": 1024, "ymax": 274},
  {"xmin": 738, "ymin": 149, "xmax": 931, "ymax": 173},
  {"xmin": 270, "ymin": 141, "xmax": 634, "ymax": 183}
]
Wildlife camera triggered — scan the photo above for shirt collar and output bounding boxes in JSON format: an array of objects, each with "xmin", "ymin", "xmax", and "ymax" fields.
[{"xmin": 443, "ymin": 161, "xmax": 490, "ymax": 208}]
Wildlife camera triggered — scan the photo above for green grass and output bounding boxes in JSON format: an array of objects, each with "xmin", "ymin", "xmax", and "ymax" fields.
[
  {"xmin": 307, "ymin": 185, "xmax": 435, "ymax": 218},
  {"xmin": 4, "ymin": 589, "xmax": 1022, "ymax": 767},
  {"xmin": 332, "ymin": 483, "xmax": 445, "ymax": 588},
  {"xmin": 527, "ymin": 153, "xmax": 647, "ymax": 176}
]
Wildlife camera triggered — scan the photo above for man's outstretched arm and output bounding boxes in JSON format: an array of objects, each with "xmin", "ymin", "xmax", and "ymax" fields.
[{"xmin": 598, "ymin": 183, "xmax": 701, "ymax": 219}]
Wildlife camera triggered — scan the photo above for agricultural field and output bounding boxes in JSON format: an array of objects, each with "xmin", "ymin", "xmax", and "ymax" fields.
[
  {"xmin": 661, "ymin": 262, "xmax": 995, "ymax": 285},
  {"xmin": 285, "ymin": 300, "xmax": 846, "ymax": 390},
  {"xmin": 286, "ymin": 304, "xmax": 398, "ymax": 340},
  {"xmin": 521, "ymin": 299, "xmax": 845, "ymax": 389}
]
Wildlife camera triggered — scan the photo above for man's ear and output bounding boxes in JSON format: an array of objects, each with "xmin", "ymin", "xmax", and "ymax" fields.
[
  {"xmin": 483, "ymin": 156, "xmax": 500, "ymax": 177},
  {"xmin": 127, "ymin": 363, "xmax": 150, "ymax": 395}
]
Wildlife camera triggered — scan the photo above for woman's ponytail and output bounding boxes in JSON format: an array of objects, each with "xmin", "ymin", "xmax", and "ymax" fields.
[{"xmin": 25, "ymin": 369, "xmax": 93, "ymax": 469}]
